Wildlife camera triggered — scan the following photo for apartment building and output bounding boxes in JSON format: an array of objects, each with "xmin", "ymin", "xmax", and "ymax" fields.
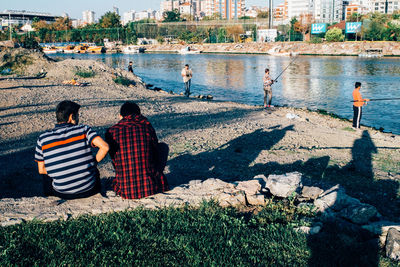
[
  {"xmin": 369, "ymin": 0, "xmax": 399, "ymax": 13},
  {"xmin": 214, "ymin": 0, "xmax": 245, "ymax": 19},
  {"xmin": 82, "ymin": 10, "xmax": 95, "ymax": 24}
]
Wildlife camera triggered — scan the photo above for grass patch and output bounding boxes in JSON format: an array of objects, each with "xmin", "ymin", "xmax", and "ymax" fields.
[
  {"xmin": 314, "ymin": 109, "xmax": 348, "ymax": 121},
  {"xmin": 74, "ymin": 70, "xmax": 96, "ymax": 78},
  {"xmin": 0, "ymin": 200, "xmax": 393, "ymax": 266},
  {"xmin": 342, "ymin": 126, "xmax": 356, "ymax": 132},
  {"xmin": 374, "ymin": 153, "xmax": 400, "ymax": 173},
  {"xmin": 113, "ymin": 76, "xmax": 133, "ymax": 86}
]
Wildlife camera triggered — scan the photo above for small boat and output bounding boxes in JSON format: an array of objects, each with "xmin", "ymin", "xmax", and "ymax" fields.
[
  {"xmin": 179, "ymin": 46, "xmax": 201, "ymax": 54},
  {"xmin": 43, "ymin": 46, "xmax": 58, "ymax": 54},
  {"xmin": 63, "ymin": 45, "xmax": 75, "ymax": 53},
  {"xmin": 73, "ymin": 45, "xmax": 87, "ymax": 54},
  {"xmin": 358, "ymin": 49, "xmax": 383, "ymax": 58},
  {"xmin": 87, "ymin": 46, "xmax": 105, "ymax": 54},
  {"xmin": 122, "ymin": 45, "xmax": 145, "ymax": 54}
]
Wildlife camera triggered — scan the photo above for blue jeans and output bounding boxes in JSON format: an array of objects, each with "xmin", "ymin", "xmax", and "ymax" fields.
[{"xmin": 184, "ymin": 80, "xmax": 191, "ymax": 96}]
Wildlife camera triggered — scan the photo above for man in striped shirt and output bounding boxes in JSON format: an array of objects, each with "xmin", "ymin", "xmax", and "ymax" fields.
[{"xmin": 35, "ymin": 100, "xmax": 109, "ymax": 199}]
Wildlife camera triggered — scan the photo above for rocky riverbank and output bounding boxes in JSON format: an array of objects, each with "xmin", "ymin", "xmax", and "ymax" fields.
[
  {"xmin": 144, "ymin": 41, "xmax": 400, "ymax": 56},
  {"xmin": 0, "ymin": 47, "xmax": 399, "ymax": 232}
]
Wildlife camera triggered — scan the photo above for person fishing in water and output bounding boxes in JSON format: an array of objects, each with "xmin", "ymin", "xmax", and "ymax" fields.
[
  {"xmin": 352, "ymin": 82, "xmax": 370, "ymax": 129},
  {"xmin": 263, "ymin": 68, "xmax": 274, "ymax": 108}
]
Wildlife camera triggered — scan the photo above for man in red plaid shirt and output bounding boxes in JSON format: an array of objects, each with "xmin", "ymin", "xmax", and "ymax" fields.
[{"xmin": 105, "ymin": 102, "xmax": 169, "ymax": 199}]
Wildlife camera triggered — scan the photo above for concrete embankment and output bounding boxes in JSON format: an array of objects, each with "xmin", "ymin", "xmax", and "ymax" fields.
[{"xmin": 144, "ymin": 42, "xmax": 400, "ymax": 56}]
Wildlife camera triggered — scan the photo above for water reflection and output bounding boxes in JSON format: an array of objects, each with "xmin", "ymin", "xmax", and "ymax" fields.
[{"xmin": 51, "ymin": 53, "xmax": 400, "ymax": 134}]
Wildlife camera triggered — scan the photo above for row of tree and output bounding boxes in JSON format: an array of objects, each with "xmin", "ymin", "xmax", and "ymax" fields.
[{"xmin": 2, "ymin": 10, "xmax": 400, "ymax": 44}]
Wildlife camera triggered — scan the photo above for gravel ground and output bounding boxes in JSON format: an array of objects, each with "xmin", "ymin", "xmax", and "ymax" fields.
[{"xmin": 1, "ymin": 49, "xmax": 399, "ymax": 224}]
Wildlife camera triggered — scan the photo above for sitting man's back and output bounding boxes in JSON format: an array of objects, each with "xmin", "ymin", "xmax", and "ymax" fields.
[
  {"xmin": 35, "ymin": 100, "xmax": 109, "ymax": 199},
  {"xmin": 106, "ymin": 101, "xmax": 169, "ymax": 199}
]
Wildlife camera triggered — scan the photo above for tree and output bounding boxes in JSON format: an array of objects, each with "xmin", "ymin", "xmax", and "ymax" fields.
[
  {"xmin": 99, "ymin": 11, "xmax": 121, "ymax": 28},
  {"xmin": 32, "ymin": 20, "xmax": 49, "ymax": 31},
  {"xmin": 294, "ymin": 14, "xmax": 313, "ymax": 41},
  {"xmin": 257, "ymin": 11, "xmax": 269, "ymax": 19},
  {"xmin": 226, "ymin": 25, "xmax": 244, "ymax": 43},
  {"xmin": 348, "ymin": 13, "xmax": 362, "ymax": 22},
  {"xmin": 52, "ymin": 17, "xmax": 72, "ymax": 31},
  {"xmin": 325, "ymin": 27, "xmax": 344, "ymax": 42},
  {"xmin": 163, "ymin": 9, "xmax": 181, "ymax": 22}
]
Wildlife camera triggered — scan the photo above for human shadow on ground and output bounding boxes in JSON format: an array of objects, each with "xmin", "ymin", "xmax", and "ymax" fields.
[
  {"xmin": 167, "ymin": 128, "xmax": 398, "ymax": 266},
  {"xmin": 167, "ymin": 125, "xmax": 294, "ymax": 186}
]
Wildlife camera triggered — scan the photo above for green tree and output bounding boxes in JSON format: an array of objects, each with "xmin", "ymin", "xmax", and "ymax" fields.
[
  {"xmin": 99, "ymin": 11, "xmax": 121, "ymax": 28},
  {"xmin": 257, "ymin": 11, "xmax": 269, "ymax": 19},
  {"xmin": 163, "ymin": 9, "xmax": 181, "ymax": 22},
  {"xmin": 325, "ymin": 27, "xmax": 344, "ymax": 42},
  {"xmin": 217, "ymin": 27, "xmax": 227, "ymax": 43},
  {"xmin": 348, "ymin": 13, "xmax": 362, "ymax": 22}
]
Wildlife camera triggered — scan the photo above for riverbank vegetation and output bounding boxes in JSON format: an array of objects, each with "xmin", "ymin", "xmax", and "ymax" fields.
[
  {"xmin": 2, "ymin": 10, "xmax": 400, "ymax": 45},
  {"xmin": 0, "ymin": 200, "xmax": 395, "ymax": 266}
]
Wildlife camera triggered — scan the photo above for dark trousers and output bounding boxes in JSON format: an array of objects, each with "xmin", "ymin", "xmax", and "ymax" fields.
[
  {"xmin": 156, "ymin": 142, "xmax": 169, "ymax": 172},
  {"xmin": 42, "ymin": 170, "xmax": 101, "ymax": 200},
  {"xmin": 353, "ymin": 106, "xmax": 362, "ymax": 128},
  {"xmin": 184, "ymin": 80, "xmax": 191, "ymax": 96}
]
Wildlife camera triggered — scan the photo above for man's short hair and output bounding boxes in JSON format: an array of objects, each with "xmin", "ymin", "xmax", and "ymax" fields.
[
  {"xmin": 355, "ymin": 82, "xmax": 361, "ymax": 88},
  {"xmin": 185, "ymin": 64, "xmax": 189, "ymax": 67},
  {"xmin": 129, "ymin": 61, "xmax": 133, "ymax": 64},
  {"xmin": 265, "ymin": 68, "xmax": 269, "ymax": 73},
  {"xmin": 120, "ymin": 101, "xmax": 141, "ymax": 117},
  {"xmin": 56, "ymin": 100, "xmax": 80, "ymax": 123}
]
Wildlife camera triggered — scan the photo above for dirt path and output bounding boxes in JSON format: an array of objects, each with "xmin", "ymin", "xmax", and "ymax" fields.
[{"xmin": 1, "ymin": 50, "xmax": 399, "ymax": 225}]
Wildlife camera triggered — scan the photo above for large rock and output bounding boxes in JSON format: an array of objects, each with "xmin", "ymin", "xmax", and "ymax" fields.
[
  {"xmin": 236, "ymin": 180, "xmax": 261, "ymax": 196},
  {"xmin": 246, "ymin": 194, "xmax": 265, "ymax": 206},
  {"xmin": 314, "ymin": 185, "xmax": 360, "ymax": 212},
  {"xmin": 385, "ymin": 228, "xmax": 400, "ymax": 261},
  {"xmin": 301, "ymin": 186, "xmax": 324, "ymax": 200},
  {"xmin": 340, "ymin": 203, "xmax": 378, "ymax": 225},
  {"xmin": 362, "ymin": 221, "xmax": 400, "ymax": 246},
  {"xmin": 265, "ymin": 172, "xmax": 302, "ymax": 198}
]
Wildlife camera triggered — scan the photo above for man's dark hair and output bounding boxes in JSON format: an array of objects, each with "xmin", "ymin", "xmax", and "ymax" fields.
[
  {"xmin": 185, "ymin": 64, "xmax": 189, "ymax": 67},
  {"xmin": 129, "ymin": 61, "xmax": 132, "ymax": 64},
  {"xmin": 265, "ymin": 68, "xmax": 269, "ymax": 73},
  {"xmin": 120, "ymin": 101, "xmax": 141, "ymax": 117},
  {"xmin": 56, "ymin": 100, "xmax": 80, "ymax": 123},
  {"xmin": 355, "ymin": 82, "xmax": 361, "ymax": 88}
]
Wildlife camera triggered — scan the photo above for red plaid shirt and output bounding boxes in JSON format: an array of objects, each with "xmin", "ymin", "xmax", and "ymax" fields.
[{"xmin": 105, "ymin": 114, "xmax": 168, "ymax": 199}]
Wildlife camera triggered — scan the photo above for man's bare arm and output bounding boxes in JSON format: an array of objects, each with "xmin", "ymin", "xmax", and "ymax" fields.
[
  {"xmin": 92, "ymin": 136, "xmax": 109, "ymax": 163},
  {"xmin": 37, "ymin": 161, "xmax": 47, "ymax": 174}
]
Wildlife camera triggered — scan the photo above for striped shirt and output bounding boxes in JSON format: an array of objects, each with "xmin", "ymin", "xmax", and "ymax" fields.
[{"xmin": 35, "ymin": 123, "xmax": 99, "ymax": 194}]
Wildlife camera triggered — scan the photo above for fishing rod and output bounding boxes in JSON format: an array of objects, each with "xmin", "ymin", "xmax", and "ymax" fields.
[
  {"xmin": 351, "ymin": 98, "xmax": 400, "ymax": 102},
  {"xmin": 273, "ymin": 55, "xmax": 299, "ymax": 82}
]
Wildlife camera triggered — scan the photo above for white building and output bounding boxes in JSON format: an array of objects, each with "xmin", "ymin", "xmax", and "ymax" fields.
[
  {"xmin": 312, "ymin": 0, "xmax": 348, "ymax": 23},
  {"xmin": 369, "ymin": 0, "xmax": 399, "ymax": 13},
  {"xmin": 82, "ymin": 10, "xmax": 95, "ymax": 24},
  {"xmin": 113, "ymin": 6, "xmax": 119, "ymax": 15},
  {"xmin": 135, "ymin": 11, "xmax": 150, "ymax": 21},
  {"xmin": 287, "ymin": 0, "xmax": 312, "ymax": 19},
  {"xmin": 123, "ymin": 10, "xmax": 135, "ymax": 25}
]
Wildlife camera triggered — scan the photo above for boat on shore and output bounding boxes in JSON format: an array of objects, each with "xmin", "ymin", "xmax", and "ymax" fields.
[
  {"xmin": 179, "ymin": 46, "xmax": 201, "ymax": 55},
  {"xmin": 358, "ymin": 49, "xmax": 383, "ymax": 58},
  {"xmin": 121, "ymin": 45, "xmax": 146, "ymax": 54},
  {"xmin": 43, "ymin": 46, "xmax": 58, "ymax": 54}
]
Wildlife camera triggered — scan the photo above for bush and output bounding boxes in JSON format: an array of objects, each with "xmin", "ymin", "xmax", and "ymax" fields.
[
  {"xmin": 325, "ymin": 28, "xmax": 344, "ymax": 42},
  {"xmin": 309, "ymin": 36, "xmax": 323, "ymax": 43},
  {"xmin": 113, "ymin": 76, "xmax": 133, "ymax": 86},
  {"xmin": 74, "ymin": 70, "xmax": 96, "ymax": 78}
]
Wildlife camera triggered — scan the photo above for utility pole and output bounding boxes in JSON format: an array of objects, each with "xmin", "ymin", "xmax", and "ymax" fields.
[
  {"xmin": 9, "ymin": 12, "xmax": 12, "ymax": 41},
  {"xmin": 268, "ymin": 0, "xmax": 273, "ymax": 29}
]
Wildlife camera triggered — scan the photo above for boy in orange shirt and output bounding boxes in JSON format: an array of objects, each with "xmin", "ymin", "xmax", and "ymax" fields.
[{"xmin": 352, "ymin": 82, "xmax": 370, "ymax": 129}]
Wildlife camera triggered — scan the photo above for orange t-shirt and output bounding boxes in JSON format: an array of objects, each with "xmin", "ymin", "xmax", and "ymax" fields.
[{"xmin": 353, "ymin": 89, "xmax": 365, "ymax": 107}]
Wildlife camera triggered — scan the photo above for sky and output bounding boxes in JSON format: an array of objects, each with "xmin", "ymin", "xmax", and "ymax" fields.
[{"xmin": 1, "ymin": 0, "xmax": 283, "ymax": 20}]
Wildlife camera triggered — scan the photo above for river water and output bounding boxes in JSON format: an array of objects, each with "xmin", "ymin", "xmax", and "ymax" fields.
[{"xmin": 51, "ymin": 53, "xmax": 400, "ymax": 134}]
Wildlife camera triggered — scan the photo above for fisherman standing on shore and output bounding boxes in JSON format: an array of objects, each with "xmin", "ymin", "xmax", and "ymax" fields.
[
  {"xmin": 352, "ymin": 82, "xmax": 370, "ymax": 129},
  {"xmin": 181, "ymin": 64, "xmax": 193, "ymax": 97},
  {"xmin": 128, "ymin": 61, "xmax": 134, "ymax": 73},
  {"xmin": 263, "ymin": 68, "xmax": 274, "ymax": 108}
]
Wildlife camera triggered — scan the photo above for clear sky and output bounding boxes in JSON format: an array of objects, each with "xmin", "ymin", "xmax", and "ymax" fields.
[{"xmin": 2, "ymin": 0, "xmax": 283, "ymax": 20}]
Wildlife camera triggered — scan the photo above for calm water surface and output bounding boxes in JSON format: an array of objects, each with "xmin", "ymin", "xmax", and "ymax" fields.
[{"xmin": 51, "ymin": 53, "xmax": 400, "ymax": 134}]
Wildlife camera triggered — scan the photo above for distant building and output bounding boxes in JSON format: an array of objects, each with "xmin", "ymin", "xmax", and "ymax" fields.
[
  {"xmin": 312, "ymin": 0, "xmax": 348, "ymax": 23},
  {"xmin": 135, "ymin": 11, "xmax": 150, "ymax": 21},
  {"xmin": 113, "ymin": 6, "xmax": 119, "ymax": 15},
  {"xmin": 369, "ymin": 0, "xmax": 399, "ymax": 13},
  {"xmin": 214, "ymin": 0, "xmax": 245, "ymax": 19},
  {"xmin": 0, "ymin": 10, "xmax": 58, "ymax": 26},
  {"xmin": 287, "ymin": 0, "xmax": 312, "ymax": 19},
  {"xmin": 123, "ymin": 10, "xmax": 135, "ymax": 25},
  {"xmin": 274, "ymin": 0, "xmax": 289, "ymax": 22},
  {"xmin": 82, "ymin": 10, "xmax": 95, "ymax": 24}
]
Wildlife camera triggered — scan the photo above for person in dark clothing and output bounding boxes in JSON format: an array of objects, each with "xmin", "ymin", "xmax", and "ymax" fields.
[{"xmin": 128, "ymin": 61, "xmax": 134, "ymax": 73}]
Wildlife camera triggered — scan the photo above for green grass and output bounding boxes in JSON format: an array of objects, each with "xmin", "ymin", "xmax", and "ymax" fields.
[
  {"xmin": 74, "ymin": 70, "xmax": 96, "ymax": 78},
  {"xmin": 342, "ymin": 126, "xmax": 356, "ymax": 132},
  {"xmin": 0, "ymin": 200, "xmax": 394, "ymax": 266},
  {"xmin": 113, "ymin": 76, "xmax": 133, "ymax": 86},
  {"xmin": 374, "ymin": 153, "xmax": 400, "ymax": 174}
]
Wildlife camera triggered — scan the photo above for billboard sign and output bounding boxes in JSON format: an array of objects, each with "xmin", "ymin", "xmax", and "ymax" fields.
[
  {"xmin": 311, "ymin": 23, "xmax": 327, "ymax": 34},
  {"xmin": 346, "ymin": 22, "xmax": 362, "ymax": 33}
]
